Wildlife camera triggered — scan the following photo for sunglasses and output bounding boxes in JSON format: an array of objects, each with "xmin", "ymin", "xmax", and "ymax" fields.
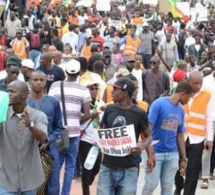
[
  {"xmin": 150, "ymin": 61, "xmax": 156, "ymax": 64},
  {"xmin": 90, "ymin": 87, "xmax": 98, "ymax": 91}
]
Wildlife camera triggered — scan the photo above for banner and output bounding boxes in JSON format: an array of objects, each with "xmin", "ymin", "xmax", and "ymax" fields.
[
  {"xmin": 96, "ymin": 0, "xmax": 111, "ymax": 12},
  {"xmin": 109, "ymin": 20, "xmax": 122, "ymax": 31},
  {"xmin": 176, "ymin": 2, "xmax": 190, "ymax": 17},
  {"xmin": 142, "ymin": 0, "xmax": 158, "ymax": 4},
  {"xmin": 94, "ymin": 125, "xmax": 137, "ymax": 157}
]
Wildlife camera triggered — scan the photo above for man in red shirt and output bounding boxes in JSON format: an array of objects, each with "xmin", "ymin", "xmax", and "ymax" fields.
[{"xmin": 91, "ymin": 27, "xmax": 105, "ymax": 52}]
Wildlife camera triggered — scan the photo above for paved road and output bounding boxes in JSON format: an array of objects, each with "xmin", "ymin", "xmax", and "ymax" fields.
[{"xmin": 60, "ymin": 163, "xmax": 215, "ymax": 195}]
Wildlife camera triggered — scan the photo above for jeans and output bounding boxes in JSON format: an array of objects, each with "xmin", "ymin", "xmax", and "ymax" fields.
[
  {"xmin": 59, "ymin": 136, "xmax": 80, "ymax": 195},
  {"xmin": 78, "ymin": 141, "xmax": 102, "ymax": 195},
  {"xmin": 137, "ymin": 53, "xmax": 152, "ymax": 69},
  {"xmin": 0, "ymin": 185, "xmax": 37, "ymax": 195},
  {"xmin": 45, "ymin": 143, "xmax": 60, "ymax": 195},
  {"xmin": 97, "ymin": 164, "xmax": 138, "ymax": 195},
  {"xmin": 178, "ymin": 46, "xmax": 185, "ymax": 60},
  {"xmin": 142, "ymin": 152, "xmax": 179, "ymax": 195},
  {"xmin": 29, "ymin": 49, "xmax": 41, "ymax": 67}
]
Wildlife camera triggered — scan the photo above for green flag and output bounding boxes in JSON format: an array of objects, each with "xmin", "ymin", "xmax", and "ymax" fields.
[{"xmin": 0, "ymin": 91, "xmax": 9, "ymax": 123}]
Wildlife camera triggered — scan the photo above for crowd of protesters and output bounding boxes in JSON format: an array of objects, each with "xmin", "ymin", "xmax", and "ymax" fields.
[{"xmin": 0, "ymin": 0, "xmax": 215, "ymax": 195}]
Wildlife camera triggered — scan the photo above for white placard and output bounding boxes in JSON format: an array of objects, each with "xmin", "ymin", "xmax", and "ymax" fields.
[
  {"xmin": 110, "ymin": 20, "xmax": 122, "ymax": 31},
  {"xmin": 0, "ymin": 0, "xmax": 5, "ymax": 6},
  {"xmin": 176, "ymin": 2, "xmax": 190, "ymax": 16},
  {"xmin": 94, "ymin": 125, "xmax": 137, "ymax": 157},
  {"xmin": 96, "ymin": 0, "xmax": 111, "ymax": 12},
  {"xmin": 190, "ymin": 6, "xmax": 208, "ymax": 22},
  {"xmin": 142, "ymin": 0, "xmax": 158, "ymax": 5}
]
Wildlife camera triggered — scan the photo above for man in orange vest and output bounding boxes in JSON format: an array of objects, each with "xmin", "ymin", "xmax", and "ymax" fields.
[
  {"xmin": 174, "ymin": 71, "xmax": 213, "ymax": 195},
  {"xmin": 10, "ymin": 29, "xmax": 29, "ymax": 60},
  {"xmin": 119, "ymin": 25, "xmax": 141, "ymax": 61}
]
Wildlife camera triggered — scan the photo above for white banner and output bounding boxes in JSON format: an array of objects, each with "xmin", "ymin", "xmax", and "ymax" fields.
[
  {"xmin": 109, "ymin": 20, "xmax": 122, "ymax": 31},
  {"xmin": 190, "ymin": 6, "xmax": 208, "ymax": 22},
  {"xmin": 142, "ymin": 0, "xmax": 158, "ymax": 5},
  {"xmin": 96, "ymin": 0, "xmax": 111, "ymax": 11},
  {"xmin": 94, "ymin": 125, "xmax": 137, "ymax": 157},
  {"xmin": 176, "ymin": 2, "xmax": 190, "ymax": 16}
]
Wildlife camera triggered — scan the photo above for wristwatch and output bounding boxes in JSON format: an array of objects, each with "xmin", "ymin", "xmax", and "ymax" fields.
[
  {"xmin": 180, "ymin": 158, "xmax": 188, "ymax": 163},
  {"xmin": 29, "ymin": 121, "xmax": 34, "ymax": 128}
]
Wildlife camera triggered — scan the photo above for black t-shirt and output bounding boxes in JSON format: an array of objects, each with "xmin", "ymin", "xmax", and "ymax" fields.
[
  {"xmin": 101, "ymin": 104, "xmax": 148, "ymax": 168},
  {"xmin": 37, "ymin": 65, "xmax": 65, "ymax": 93}
]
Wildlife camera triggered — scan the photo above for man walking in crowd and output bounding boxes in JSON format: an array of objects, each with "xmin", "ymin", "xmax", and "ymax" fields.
[
  {"xmin": 49, "ymin": 59, "xmax": 91, "ymax": 195},
  {"xmin": 142, "ymin": 55, "xmax": 170, "ymax": 106},
  {"xmin": 138, "ymin": 22, "xmax": 155, "ymax": 69},
  {"xmin": 4, "ymin": 11, "xmax": 21, "ymax": 47},
  {"xmin": 27, "ymin": 70, "xmax": 63, "ymax": 194},
  {"xmin": 142, "ymin": 81, "xmax": 193, "ymax": 195},
  {"xmin": 0, "ymin": 56, "xmax": 23, "ymax": 92},
  {"xmin": 97, "ymin": 77, "xmax": 153, "ymax": 195},
  {"xmin": 175, "ymin": 71, "xmax": 213, "ymax": 195},
  {"xmin": 38, "ymin": 52, "xmax": 65, "ymax": 93},
  {"xmin": 158, "ymin": 32, "xmax": 179, "ymax": 66},
  {"xmin": 0, "ymin": 80, "xmax": 47, "ymax": 194}
]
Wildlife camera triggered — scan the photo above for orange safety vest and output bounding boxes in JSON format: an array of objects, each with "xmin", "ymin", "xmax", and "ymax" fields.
[
  {"xmin": 132, "ymin": 18, "xmax": 143, "ymax": 26},
  {"xmin": 183, "ymin": 90, "xmax": 211, "ymax": 137},
  {"xmin": 12, "ymin": 38, "xmax": 28, "ymax": 60},
  {"xmin": 136, "ymin": 100, "xmax": 148, "ymax": 112},
  {"xmin": 123, "ymin": 35, "xmax": 141, "ymax": 57},
  {"xmin": 81, "ymin": 44, "xmax": 92, "ymax": 61},
  {"xmin": 106, "ymin": 85, "xmax": 113, "ymax": 103}
]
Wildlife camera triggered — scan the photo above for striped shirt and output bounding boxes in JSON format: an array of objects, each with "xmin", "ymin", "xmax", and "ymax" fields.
[
  {"xmin": 0, "ymin": 106, "xmax": 48, "ymax": 191},
  {"xmin": 49, "ymin": 81, "xmax": 92, "ymax": 137}
]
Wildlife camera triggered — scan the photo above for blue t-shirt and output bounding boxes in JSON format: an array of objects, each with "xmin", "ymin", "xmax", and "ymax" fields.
[{"xmin": 149, "ymin": 97, "xmax": 185, "ymax": 153}]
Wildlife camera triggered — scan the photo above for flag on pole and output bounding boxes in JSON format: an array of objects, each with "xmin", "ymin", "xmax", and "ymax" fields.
[
  {"xmin": 61, "ymin": 0, "xmax": 72, "ymax": 8},
  {"xmin": 169, "ymin": 0, "xmax": 185, "ymax": 18}
]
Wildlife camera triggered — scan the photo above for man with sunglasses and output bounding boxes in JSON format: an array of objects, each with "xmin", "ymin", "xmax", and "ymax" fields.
[
  {"xmin": 142, "ymin": 56, "xmax": 170, "ymax": 107},
  {"xmin": 97, "ymin": 77, "xmax": 152, "ymax": 195}
]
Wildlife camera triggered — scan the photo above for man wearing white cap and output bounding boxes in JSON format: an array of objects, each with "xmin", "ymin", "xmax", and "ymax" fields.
[
  {"xmin": 138, "ymin": 22, "xmax": 155, "ymax": 69},
  {"xmin": 49, "ymin": 59, "xmax": 91, "ymax": 195},
  {"xmin": 21, "ymin": 59, "xmax": 35, "ymax": 82}
]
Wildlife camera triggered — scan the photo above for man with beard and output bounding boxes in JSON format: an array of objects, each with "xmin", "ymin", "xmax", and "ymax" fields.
[
  {"xmin": 102, "ymin": 49, "xmax": 116, "ymax": 80},
  {"xmin": 0, "ymin": 80, "xmax": 47, "ymax": 194},
  {"xmin": 142, "ymin": 56, "xmax": 170, "ymax": 107},
  {"xmin": 27, "ymin": 70, "xmax": 63, "ymax": 194}
]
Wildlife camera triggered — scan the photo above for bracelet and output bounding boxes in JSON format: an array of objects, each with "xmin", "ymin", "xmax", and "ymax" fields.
[{"xmin": 180, "ymin": 158, "xmax": 188, "ymax": 163}]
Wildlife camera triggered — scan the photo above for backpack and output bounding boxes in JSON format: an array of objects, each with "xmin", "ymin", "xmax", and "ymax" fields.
[
  {"xmin": 30, "ymin": 32, "xmax": 40, "ymax": 48},
  {"xmin": 177, "ymin": 31, "xmax": 188, "ymax": 49}
]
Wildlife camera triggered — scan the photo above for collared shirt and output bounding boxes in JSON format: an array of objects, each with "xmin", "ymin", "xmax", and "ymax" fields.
[
  {"xmin": 185, "ymin": 89, "xmax": 213, "ymax": 144},
  {"xmin": 4, "ymin": 18, "xmax": 21, "ymax": 39},
  {"xmin": 0, "ymin": 106, "xmax": 48, "ymax": 191},
  {"xmin": 203, "ymin": 74, "xmax": 215, "ymax": 122}
]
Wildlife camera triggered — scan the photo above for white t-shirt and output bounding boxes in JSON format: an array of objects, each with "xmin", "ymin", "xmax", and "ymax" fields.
[
  {"xmin": 0, "ymin": 69, "xmax": 25, "ymax": 81},
  {"xmin": 61, "ymin": 31, "xmax": 78, "ymax": 53},
  {"xmin": 132, "ymin": 69, "xmax": 143, "ymax": 100}
]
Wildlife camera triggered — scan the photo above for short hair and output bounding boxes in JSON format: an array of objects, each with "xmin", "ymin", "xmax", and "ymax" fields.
[
  {"xmin": 175, "ymin": 81, "xmax": 193, "ymax": 94},
  {"xmin": 52, "ymin": 28, "xmax": 58, "ymax": 36},
  {"xmin": 93, "ymin": 60, "xmax": 104, "ymax": 73},
  {"xmin": 131, "ymin": 25, "xmax": 137, "ymax": 30},
  {"xmin": 77, "ymin": 57, "xmax": 88, "ymax": 71}
]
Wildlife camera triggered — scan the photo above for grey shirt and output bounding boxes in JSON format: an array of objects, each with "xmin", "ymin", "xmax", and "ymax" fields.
[
  {"xmin": 0, "ymin": 106, "xmax": 48, "ymax": 191},
  {"xmin": 142, "ymin": 70, "xmax": 170, "ymax": 106},
  {"xmin": 138, "ymin": 31, "xmax": 154, "ymax": 55}
]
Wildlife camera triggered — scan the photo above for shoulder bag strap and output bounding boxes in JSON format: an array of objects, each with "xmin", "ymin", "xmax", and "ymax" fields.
[{"xmin": 60, "ymin": 81, "xmax": 67, "ymax": 126}]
